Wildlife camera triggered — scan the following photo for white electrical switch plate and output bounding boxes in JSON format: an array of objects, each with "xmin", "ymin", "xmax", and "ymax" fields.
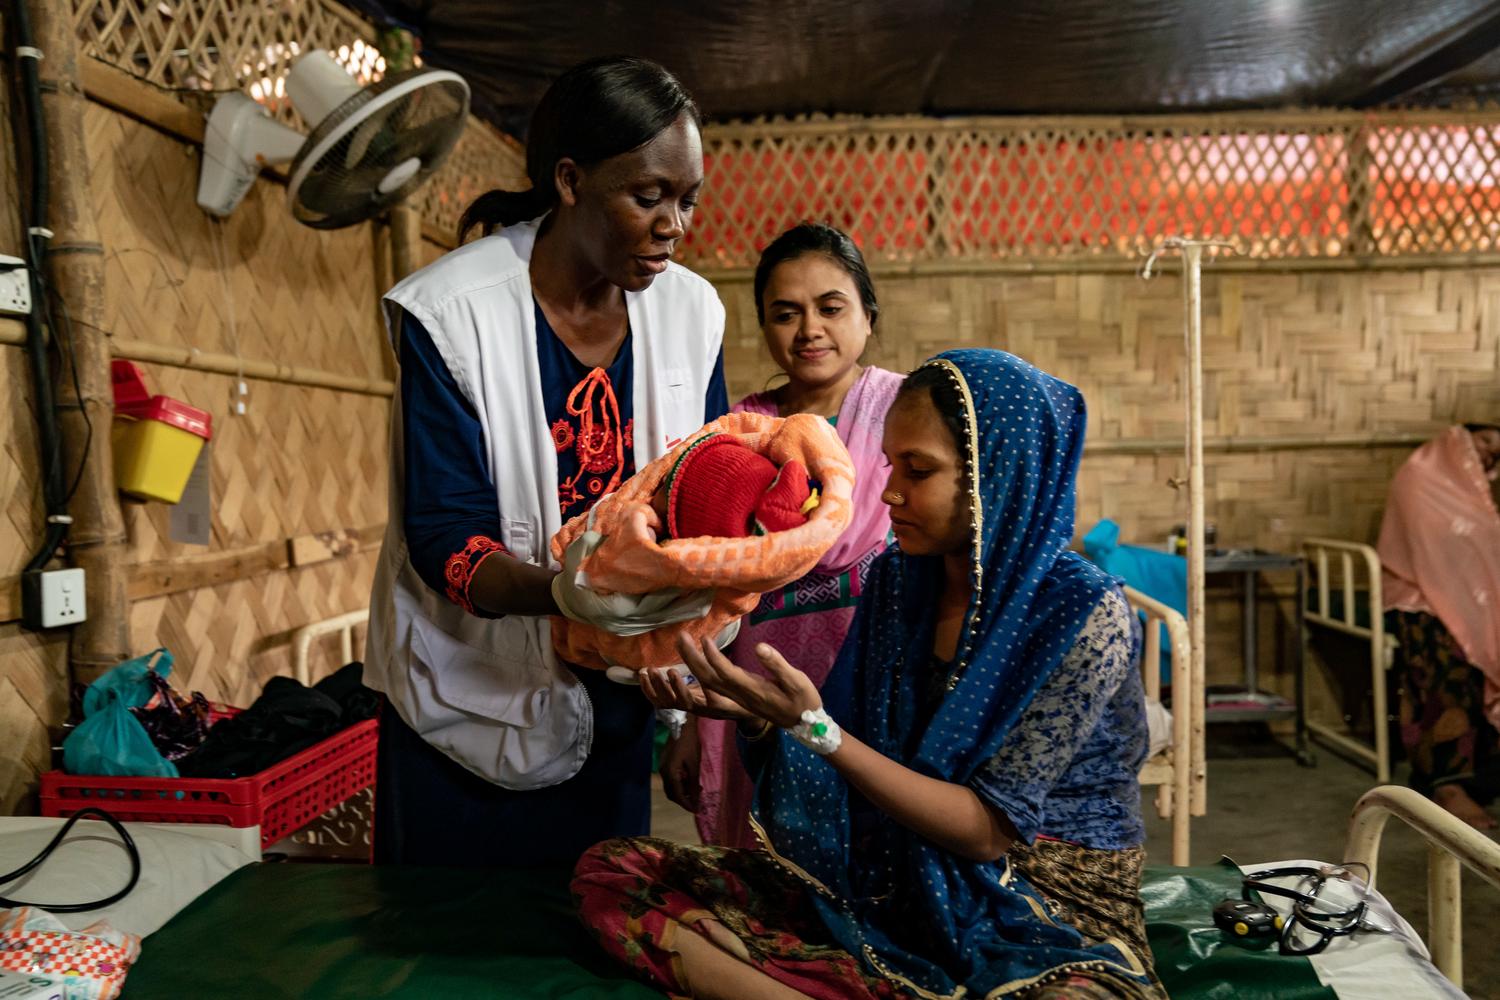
[
  {"xmin": 39, "ymin": 567, "xmax": 87, "ymax": 628},
  {"xmin": 0, "ymin": 255, "xmax": 30, "ymax": 316}
]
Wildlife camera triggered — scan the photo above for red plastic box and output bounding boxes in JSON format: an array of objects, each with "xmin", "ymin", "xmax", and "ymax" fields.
[{"xmin": 40, "ymin": 717, "xmax": 378, "ymax": 850}]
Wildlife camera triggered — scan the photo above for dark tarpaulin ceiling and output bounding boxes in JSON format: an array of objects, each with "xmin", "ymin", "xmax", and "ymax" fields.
[{"xmin": 349, "ymin": 1, "xmax": 1500, "ymax": 135}]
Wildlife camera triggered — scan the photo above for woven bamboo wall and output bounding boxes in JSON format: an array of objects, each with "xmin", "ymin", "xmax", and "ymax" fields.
[
  {"xmin": 0, "ymin": 625, "xmax": 68, "ymax": 815},
  {"xmin": 1, "ymin": 98, "xmax": 391, "ymax": 812},
  {"xmin": 0, "ymin": 64, "xmax": 72, "ymax": 814},
  {"xmin": 2, "ymin": 1, "xmax": 525, "ymax": 814},
  {"xmin": 2, "ymin": 337, "xmax": 71, "ymax": 813},
  {"xmin": 712, "ymin": 264, "xmax": 1500, "ymax": 694},
  {"xmin": 414, "ymin": 122, "xmax": 527, "ymax": 246},
  {"xmin": 93, "ymin": 98, "xmax": 391, "ymax": 698},
  {"xmin": 69, "ymin": 0, "xmax": 528, "ymax": 247}
]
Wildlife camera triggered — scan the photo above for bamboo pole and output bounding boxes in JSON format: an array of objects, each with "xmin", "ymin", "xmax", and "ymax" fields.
[
  {"xmin": 389, "ymin": 203, "xmax": 423, "ymax": 282},
  {"xmin": 1, "ymin": 523, "xmax": 384, "ymax": 625},
  {"xmin": 0, "ymin": 322, "xmax": 394, "ymax": 395},
  {"xmin": 1082, "ymin": 432, "xmax": 1430, "ymax": 455},
  {"xmin": 422, "ymin": 221, "xmax": 454, "ymax": 251},
  {"xmin": 382, "ymin": 27, "xmax": 427, "ymax": 285},
  {"xmin": 79, "ymin": 58, "xmax": 206, "ymax": 144},
  {"xmin": 32, "ymin": 0, "xmax": 130, "ymax": 685},
  {"xmin": 696, "ymin": 250, "xmax": 1500, "ymax": 282},
  {"xmin": 111, "ymin": 337, "xmax": 395, "ymax": 397},
  {"xmin": 702, "ymin": 106, "xmax": 1500, "ymax": 140},
  {"xmin": 1346, "ymin": 125, "xmax": 1377, "ymax": 258}
]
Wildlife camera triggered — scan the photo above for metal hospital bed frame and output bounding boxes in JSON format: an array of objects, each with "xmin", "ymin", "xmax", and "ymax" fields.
[
  {"xmin": 1347, "ymin": 784, "xmax": 1500, "ymax": 991},
  {"xmin": 1126, "ymin": 587, "xmax": 1201, "ymax": 867},
  {"xmin": 290, "ymin": 608, "xmax": 370, "ymax": 686},
  {"xmin": 1302, "ymin": 538, "xmax": 1397, "ymax": 783}
]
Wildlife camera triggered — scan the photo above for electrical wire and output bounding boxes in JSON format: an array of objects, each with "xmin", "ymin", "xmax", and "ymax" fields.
[
  {"xmin": 11, "ymin": 0, "xmax": 69, "ymax": 573},
  {"xmin": 0, "ymin": 807, "xmax": 142, "ymax": 913},
  {"xmin": 51, "ymin": 292, "xmax": 93, "ymax": 506},
  {"xmin": 207, "ymin": 216, "xmax": 247, "ymax": 412}
]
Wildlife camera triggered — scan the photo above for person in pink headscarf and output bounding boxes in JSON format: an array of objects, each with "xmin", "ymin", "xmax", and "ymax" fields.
[
  {"xmin": 1378, "ymin": 423, "xmax": 1500, "ymax": 828},
  {"xmin": 658, "ymin": 222, "xmax": 902, "ymax": 847}
]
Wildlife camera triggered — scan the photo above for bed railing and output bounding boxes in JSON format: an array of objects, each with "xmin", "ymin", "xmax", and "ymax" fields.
[
  {"xmin": 1346, "ymin": 784, "xmax": 1500, "ymax": 989},
  {"xmin": 290, "ymin": 609, "xmax": 370, "ymax": 685},
  {"xmin": 1124, "ymin": 586, "xmax": 1199, "ymax": 866},
  {"xmin": 1302, "ymin": 538, "xmax": 1394, "ymax": 783}
]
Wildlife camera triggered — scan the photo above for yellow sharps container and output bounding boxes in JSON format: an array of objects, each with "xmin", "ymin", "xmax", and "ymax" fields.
[{"xmin": 111, "ymin": 360, "xmax": 213, "ymax": 504}]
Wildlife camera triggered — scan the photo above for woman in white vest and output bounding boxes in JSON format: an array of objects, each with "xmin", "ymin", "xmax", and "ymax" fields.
[{"xmin": 364, "ymin": 57, "xmax": 729, "ymax": 866}]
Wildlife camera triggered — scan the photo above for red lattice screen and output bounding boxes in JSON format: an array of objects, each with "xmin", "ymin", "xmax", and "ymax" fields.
[{"xmin": 684, "ymin": 115, "xmax": 1500, "ymax": 269}]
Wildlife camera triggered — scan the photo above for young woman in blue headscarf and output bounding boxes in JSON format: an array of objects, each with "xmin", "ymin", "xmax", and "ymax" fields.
[{"xmin": 573, "ymin": 350, "xmax": 1160, "ymax": 1000}]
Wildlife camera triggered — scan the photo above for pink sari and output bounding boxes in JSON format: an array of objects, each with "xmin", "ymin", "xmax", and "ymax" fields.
[
  {"xmin": 696, "ymin": 366, "xmax": 904, "ymax": 847},
  {"xmin": 1377, "ymin": 426, "xmax": 1500, "ymax": 730}
]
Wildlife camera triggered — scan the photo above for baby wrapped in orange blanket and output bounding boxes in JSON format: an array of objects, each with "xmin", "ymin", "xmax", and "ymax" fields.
[{"xmin": 549, "ymin": 412, "xmax": 855, "ymax": 672}]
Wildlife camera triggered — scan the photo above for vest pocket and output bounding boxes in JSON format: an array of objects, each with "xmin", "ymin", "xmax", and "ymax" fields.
[
  {"xmin": 662, "ymin": 367, "xmax": 693, "ymax": 401},
  {"xmin": 408, "ymin": 616, "xmax": 549, "ymax": 728}
]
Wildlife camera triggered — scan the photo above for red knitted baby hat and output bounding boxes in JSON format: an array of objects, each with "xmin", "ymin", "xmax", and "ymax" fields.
[{"xmin": 666, "ymin": 434, "xmax": 814, "ymax": 539}]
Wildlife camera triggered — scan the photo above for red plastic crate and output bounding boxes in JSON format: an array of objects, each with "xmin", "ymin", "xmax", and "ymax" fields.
[{"xmin": 40, "ymin": 717, "xmax": 378, "ymax": 850}]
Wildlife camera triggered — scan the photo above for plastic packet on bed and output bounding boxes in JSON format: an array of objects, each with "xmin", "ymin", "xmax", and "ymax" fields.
[
  {"xmin": 0, "ymin": 968, "xmax": 63, "ymax": 999},
  {"xmin": 0, "ymin": 907, "xmax": 140, "ymax": 1000}
]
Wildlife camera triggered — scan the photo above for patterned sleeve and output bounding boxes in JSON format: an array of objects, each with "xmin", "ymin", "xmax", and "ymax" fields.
[
  {"xmin": 968, "ymin": 589, "xmax": 1136, "ymax": 843},
  {"xmin": 398, "ymin": 311, "xmax": 508, "ymax": 617}
]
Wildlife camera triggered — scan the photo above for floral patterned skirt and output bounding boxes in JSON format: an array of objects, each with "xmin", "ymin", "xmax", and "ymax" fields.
[
  {"xmin": 571, "ymin": 836, "xmax": 1161, "ymax": 999},
  {"xmin": 1393, "ymin": 610, "xmax": 1500, "ymax": 801}
]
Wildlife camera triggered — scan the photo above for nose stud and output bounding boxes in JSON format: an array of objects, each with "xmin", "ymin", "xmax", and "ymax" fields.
[{"xmin": 885, "ymin": 491, "xmax": 905, "ymax": 505}]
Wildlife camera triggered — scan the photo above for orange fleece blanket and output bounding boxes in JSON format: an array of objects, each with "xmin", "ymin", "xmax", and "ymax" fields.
[{"xmin": 549, "ymin": 412, "xmax": 855, "ymax": 670}]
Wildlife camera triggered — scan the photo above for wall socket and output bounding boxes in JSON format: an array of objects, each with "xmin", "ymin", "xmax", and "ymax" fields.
[
  {"xmin": 21, "ymin": 567, "xmax": 88, "ymax": 630},
  {"xmin": 0, "ymin": 255, "xmax": 31, "ymax": 316}
]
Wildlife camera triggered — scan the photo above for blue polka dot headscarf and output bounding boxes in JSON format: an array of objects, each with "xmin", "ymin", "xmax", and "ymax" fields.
[
  {"xmin": 869, "ymin": 348, "xmax": 1110, "ymax": 779},
  {"xmin": 752, "ymin": 350, "xmax": 1150, "ymax": 997}
]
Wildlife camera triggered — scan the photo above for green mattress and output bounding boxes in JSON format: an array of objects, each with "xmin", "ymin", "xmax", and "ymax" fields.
[{"xmin": 122, "ymin": 860, "xmax": 1332, "ymax": 999}]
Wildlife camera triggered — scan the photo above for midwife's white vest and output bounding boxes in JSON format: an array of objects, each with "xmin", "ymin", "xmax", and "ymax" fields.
[{"xmin": 365, "ymin": 217, "xmax": 725, "ymax": 788}]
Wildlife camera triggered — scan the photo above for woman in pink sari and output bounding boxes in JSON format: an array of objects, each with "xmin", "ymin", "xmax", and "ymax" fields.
[
  {"xmin": 1377, "ymin": 423, "xmax": 1500, "ymax": 828},
  {"xmin": 659, "ymin": 223, "xmax": 903, "ymax": 846}
]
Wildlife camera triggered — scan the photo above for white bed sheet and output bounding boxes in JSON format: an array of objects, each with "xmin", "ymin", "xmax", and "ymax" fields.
[
  {"xmin": 0, "ymin": 817, "xmax": 258, "ymax": 937},
  {"xmin": 1240, "ymin": 858, "xmax": 1464, "ymax": 1000}
]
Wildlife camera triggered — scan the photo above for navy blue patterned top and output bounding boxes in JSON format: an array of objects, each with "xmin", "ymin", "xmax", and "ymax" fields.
[{"xmin": 969, "ymin": 588, "xmax": 1148, "ymax": 850}]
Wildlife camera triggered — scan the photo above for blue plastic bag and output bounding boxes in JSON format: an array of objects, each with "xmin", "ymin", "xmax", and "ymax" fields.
[
  {"xmin": 64, "ymin": 649, "xmax": 179, "ymax": 778},
  {"xmin": 81, "ymin": 647, "xmax": 173, "ymax": 716}
]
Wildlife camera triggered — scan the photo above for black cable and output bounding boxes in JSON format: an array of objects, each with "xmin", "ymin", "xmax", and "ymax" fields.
[
  {"xmin": 0, "ymin": 807, "xmax": 142, "ymax": 913},
  {"xmin": 50, "ymin": 292, "xmax": 93, "ymax": 506},
  {"xmin": 11, "ymin": 0, "xmax": 68, "ymax": 572}
]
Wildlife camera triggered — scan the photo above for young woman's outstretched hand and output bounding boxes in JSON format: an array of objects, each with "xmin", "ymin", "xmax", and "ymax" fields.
[{"xmin": 637, "ymin": 635, "xmax": 821, "ymax": 728}]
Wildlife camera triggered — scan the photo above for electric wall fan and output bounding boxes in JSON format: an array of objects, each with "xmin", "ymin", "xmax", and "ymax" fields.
[{"xmin": 197, "ymin": 51, "xmax": 470, "ymax": 229}]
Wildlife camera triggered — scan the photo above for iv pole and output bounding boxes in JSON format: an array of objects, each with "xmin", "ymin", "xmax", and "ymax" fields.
[{"xmin": 1142, "ymin": 238, "xmax": 1236, "ymax": 817}]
